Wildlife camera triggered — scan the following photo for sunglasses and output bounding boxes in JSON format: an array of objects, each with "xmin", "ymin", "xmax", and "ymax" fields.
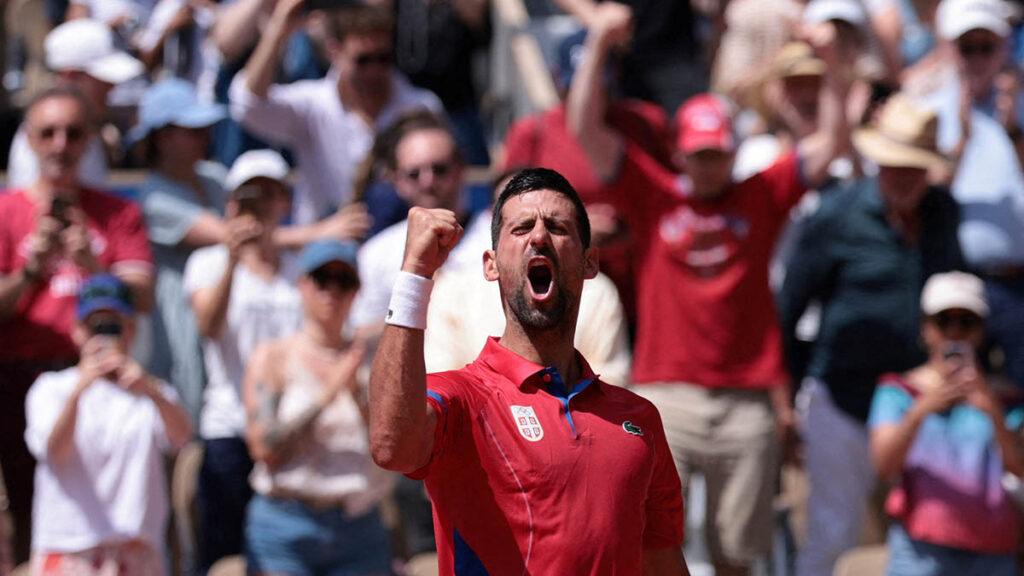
[
  {"xmin": 957, "ymin": 42, "xmax": 1000, "ymax": 58},
  {"xmin": 310, "ymin": 268, "xmax": 358, "ymax": 291},
  {"xmin": 401, "ymin": 161, "xmax": 454, "ymax": 182},
  {"xmin": 354, "ymin": 52, "xmax": 392, "ymax": 67},
  {"xmin": 88, "ymin": 318, "xmax": 123, "ymax": 336},
  {"xmin": 34, "ymin": 124, "xmax": 86, "ymax": 143},
  {"xmin": 931, "ymin": 311, "xmax": 983, "ymax": 331}
]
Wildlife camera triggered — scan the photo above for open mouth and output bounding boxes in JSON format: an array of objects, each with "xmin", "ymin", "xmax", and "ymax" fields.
[{"xmin": 527, "ymin": 258, "xmax": 554, "ymax": 300}]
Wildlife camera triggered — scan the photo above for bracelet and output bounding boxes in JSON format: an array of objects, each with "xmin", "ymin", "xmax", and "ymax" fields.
[{"xmin": 386, "ymin": 271, "xmax": 433, "ymax": 330}]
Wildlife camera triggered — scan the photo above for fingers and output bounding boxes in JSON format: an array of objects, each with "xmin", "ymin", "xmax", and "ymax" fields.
[{"xmin": 402, "ymin": 207, "xmax": 463, "ymax": 277}]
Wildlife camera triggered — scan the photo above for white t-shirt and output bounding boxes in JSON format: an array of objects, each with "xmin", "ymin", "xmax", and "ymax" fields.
[
  {"xmin": 349, "ymin": 211, "xmax": 489, "ymax": 328},
  {"xmin": 183, "ymin": 245, "xmax": 302, "ymax": 439},
  {"xmin": 25, "ymin": 367, "xmax": 180, "ymax": 553}
]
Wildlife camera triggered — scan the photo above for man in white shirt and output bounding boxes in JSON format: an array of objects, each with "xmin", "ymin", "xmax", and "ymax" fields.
[
  {"xmin": 7, "ymin": 19, "xmax": 144, "ymax": 190},
  {"xmin": 25, "ymin": 273, "xmax": 191, "ymax": 575},
  {"xmin": 229, "ymin": 0, "xmax": 443, "ymax": 225}
]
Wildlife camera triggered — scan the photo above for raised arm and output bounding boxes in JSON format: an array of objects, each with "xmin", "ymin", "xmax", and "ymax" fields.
[
  {"xmin": 565, "ymin": 2, "xmax": 633, "ymax": 183},
  {"xmin": 796, "ymin": 22, "xmax": 853, "ymax": 188},
  {"xmin": 871, "ymin": 377, "xmax": 965, "ymax": 479},
  {"xmin": 189, "ymin": 215, "xmax": 261, "ymax": 339},
  {"xmin": 370, "ymin": 207, "xmax": 463, "ymax": 473},
  {"xmin": 242, "ymin": 0, "xmax": 306, "ymax": 99}
]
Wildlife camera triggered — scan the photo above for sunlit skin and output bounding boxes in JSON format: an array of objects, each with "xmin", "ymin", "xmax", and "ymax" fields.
[
  {"xmin": 955, "ymin": 29, "xmax": 1007, "ymax": 99},
  {"xmin": 330, "ymin": 32, "xmax": 393, "ymax": 101},
  {"xmin": 26, "ymin": 95, "xmax": 91, "ymax": 188},
  {"xmin": 297, "ymin": 262, "xmax": 359, "ymax": 329},
  {"xmin": 392, "ymin": 128, "xmax": 464, "ymax": 211},
  {"xmin": 878, "ymin": 165, "xmax": 929, "ymax": 216},
  {"xmin": 676, "ymin": 148, "xmax": 736, "ymax": 200},
  {"xmin": 484, "ymin": 190, "xmax": 598, "ymax": 343}
]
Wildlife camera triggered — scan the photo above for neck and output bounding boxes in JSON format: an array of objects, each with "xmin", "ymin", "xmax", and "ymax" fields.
[
  {"xmin": 337, "ymin": 81, "xmax": 389, "ymax": 120},
  {"xmin": 301, "ymin": 321, "xmax": 345, "ymax": 350},
  {"xmin": 500, "ymin": 317, "xmax": 581, "ymax": 385},
  {"xmin": 239, "ymin": 234, "xmax": 279, "ymax": 270}
]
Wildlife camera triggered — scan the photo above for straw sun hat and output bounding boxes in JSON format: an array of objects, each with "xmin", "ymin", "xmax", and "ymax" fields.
[{"xmin": 852, "ymin": 95, "xmax": 951, "ymax": 169}]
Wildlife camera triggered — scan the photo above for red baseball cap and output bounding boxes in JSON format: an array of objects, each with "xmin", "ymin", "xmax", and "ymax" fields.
[{"xmin": 674, "ymin": 94, "xmax": 736, "ymax": 154}]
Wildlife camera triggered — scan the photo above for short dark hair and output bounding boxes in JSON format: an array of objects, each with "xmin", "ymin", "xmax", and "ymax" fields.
[
  {"xmin": 25, "ymin": 86, "xmax": 92, "ymax": 124},
  {"xmin": 324, "ymin": 5, "xmax": 394, "ymax": 44},
  {"xmin": 379, "ymin": 109, "xmax": 460, "ymax": 172},
  {"xmin": 491, "ymin": 168, "xmax": 591, "ymax": 249}
]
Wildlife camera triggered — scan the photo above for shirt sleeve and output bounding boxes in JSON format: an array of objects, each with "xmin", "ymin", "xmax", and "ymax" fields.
[
  {"xmin": 140, "ymin": 185, "xmax": 207, "ymax": 248},
  {"xmin": 228, "ymin": 71, "xmax": 312, "ymax": 147},
  {"xmin": 108, "ymin": 201, "xmax": 154, "ymax": 278},
  {"xmin": 150, "ymin": 380, "xmax": 183, "ymax": 453},
  {"xmin": 867, "ymin": 382, "xmax": 913, "ymax": 430},
  {"xmin": 406, "ymin": 371, "xmax": 469, "ymax": 480},
  {"xmin": 183, "ymin": 245, "xmax": 228, "ymax": 296},
  {"xmin": 24, "ymin": 373, "xmax": 64, "ymax": 460},
  {"xmin": 643, "ymin": 407, "xmax": 685, "ymax": 549}
]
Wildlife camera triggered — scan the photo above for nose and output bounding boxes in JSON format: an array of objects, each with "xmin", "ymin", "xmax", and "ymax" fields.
[{"xmin": 529, "ymin": 220, "xmax": 551, "ymax": 248}]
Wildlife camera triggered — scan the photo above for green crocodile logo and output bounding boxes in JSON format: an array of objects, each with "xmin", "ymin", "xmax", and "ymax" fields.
[{"xmin": 622, "ymin": 421, "xmax": 643, "ymax": 436}]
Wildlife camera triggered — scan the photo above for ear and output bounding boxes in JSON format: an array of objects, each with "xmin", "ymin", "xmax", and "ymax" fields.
[
  {"xmin": 483, "ymin": 249, "xmax": 499, "ymax": 282},
  {"xmin": 583, "ymin": 247, "xmax": 599, "ymax": 280}
]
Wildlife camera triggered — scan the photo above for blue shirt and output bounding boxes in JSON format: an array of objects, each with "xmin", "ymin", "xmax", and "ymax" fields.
[{"xmin": 778, "ymin": 179, "xmax": 964, "ymax": 421}]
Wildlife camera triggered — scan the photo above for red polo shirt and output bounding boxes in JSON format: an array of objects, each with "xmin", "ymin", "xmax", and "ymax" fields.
[{"xmin": 412, "ymin": 337, "xmax": 684, "ymax": 575}]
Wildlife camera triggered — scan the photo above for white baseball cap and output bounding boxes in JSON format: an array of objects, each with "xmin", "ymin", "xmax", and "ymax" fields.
[
  {"xmin": 937, "ymin": 0, "xmax": 1016, "ymax": 40},
  {"xmin": 44, "ymin": 19, "xmax": 144, "ymax": 85},
  {"xmin": 225, "ymin": 150, "xmax": 290, "ymax": 193},
  {"xmin": 803, "ymin": 0, "xmax": 869, "ymax": 27},
  {"xmin": 921, "ymin": 272, "xmax": 990, "ymax": 317}
]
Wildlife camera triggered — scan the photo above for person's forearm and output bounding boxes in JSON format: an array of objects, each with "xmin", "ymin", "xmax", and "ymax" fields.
[
  {"xmin": 142, "ymin": 378, "xmax": 193, "ymax": 450},
  {"xmin": 0, "ymin": 270, "xmax": 36, "ymax": 321},
  {"xmin": 194, "ymin": 265, "xmax": 235, "ymax": 339},
  {"xmin": 551, "ymin": 0, "xmax": 598, "ymax": 25},
  {"xmin": 243, "ymin": 10, "xmax": 292, "ymax": 99},
  {"xmin": 800, "ymin": 71, "xmax": 849, "ymax": 188},
  {"xmin": 986, "ymin": 405, "xmax": 1024, "ymax": 477},
  {"xmin": 211, "ymin": 0, "xmax": 267, "ymax": 63},
  {"xmin": 566, "ymin": 19, "xmax": 621, "ymax": 183},
  {"xmin": 250, "ymin": 389, "xmax": 326, "ymax": 468},
  {"xmin": 272, "ymin": 224, "xmax": 317, "ymax": 249},
  {"xmin": 871, "ymin": 405, "xmax": 927, "ymax": 479},
  {"xmin": 46, "ymin": 383, "xmax": 87, "ymax": 463},
  {"xmin": 369, "ymin": 324, "xmax": 434, "ymax": 473},
  {"xmin": 118, "ymin": 272, "xmax": 154, "ymax": 313}
]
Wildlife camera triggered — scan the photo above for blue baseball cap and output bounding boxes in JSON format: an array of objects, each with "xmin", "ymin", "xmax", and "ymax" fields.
[
  {"xmin": 77, "ymin": 274, "xmax": 134, "ymax": 319},
  {"xmin": 299, "ymin": 240, "xmax": 360, "ymax": 275},
  {"xmin": 127, "ymin": 78, "xmax": 227, "ymax": 145}
]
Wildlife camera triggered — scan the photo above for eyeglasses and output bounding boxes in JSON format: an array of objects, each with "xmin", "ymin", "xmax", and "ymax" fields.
[
  {"xmin": 931, "ymin": 311, "xmax": 984, "ymax": 332},
  {"xmin": 354, "ymin": 52, "xmax": 392, "ymax": 68},
  {"xmin": 957, "ymin": 41, "xmax": 1000, "ymax": 58},
  {"xmin": 34, "ymin": 124, "xmax": 86, "ymax": 143},
  {"xmin": 401, "ymin": 161, "xmax": 454, "ymax": 182},
  {"xmin": 310, "ymin": 268, "xmax": 358, "ymax": 291}
]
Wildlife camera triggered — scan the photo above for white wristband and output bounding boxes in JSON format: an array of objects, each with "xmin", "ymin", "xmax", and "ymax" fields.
[{"xmin": 386, "ymin": 271, "xmax": 434, "ymax": 330}]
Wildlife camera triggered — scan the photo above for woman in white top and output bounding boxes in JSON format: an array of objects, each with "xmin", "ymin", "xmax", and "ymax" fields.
[
  {"xmin": 25, "ymin": 274, "xmax": 191, "ymax": 576},
  {"xmin": 242, "ymin": 240, "xmax": 392, "ymax": 576}
]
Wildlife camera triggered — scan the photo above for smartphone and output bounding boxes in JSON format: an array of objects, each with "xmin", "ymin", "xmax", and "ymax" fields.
[
  {"xmin": 303, "ymin": 0, "xmax": 361, "ymax": 11},
  {"xmin": 50, "ymin": 196, "xmax": 73, "ymax": 228},
  {"xmin": 943, "ymin": 341, "xmax": 976, "ymax": 372}
]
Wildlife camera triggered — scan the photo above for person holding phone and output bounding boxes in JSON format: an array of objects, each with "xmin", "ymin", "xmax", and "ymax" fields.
[
  {"xmin": 183, "ymin": 150, "xmax": 305, "ymax": 573},
  {"xmin": 869, "ymin": 271, "xmax": 1024, "ymax": 575},
  {"xmin": 24, "ymin": 274, "xmax": 191, "ymax": 576}
]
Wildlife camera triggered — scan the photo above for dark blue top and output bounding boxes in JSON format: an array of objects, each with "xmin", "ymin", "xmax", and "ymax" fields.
[{"xmin": 778, "ymin": 178, "xmax": 964, "ymax": 422}]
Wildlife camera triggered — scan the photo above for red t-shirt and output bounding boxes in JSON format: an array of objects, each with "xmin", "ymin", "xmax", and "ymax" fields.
[
  {"xmin": 0, "ymin": 189, "xmax": 153, "ymax": 362},
  {"xmin": 502, "ymin": 102, "xmax": 673, "ymax": 325},
  {"xmin": 615, "ymin": 144, "xmax": 806, "ymax": 388},
  {"xmin": 413, "ymin": 337, "xmax": 684, "ymax": 575}
]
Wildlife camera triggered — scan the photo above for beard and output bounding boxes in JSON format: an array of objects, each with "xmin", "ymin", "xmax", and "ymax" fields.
[{"xmin": 506, "ymin": 283, "xmax": 569, "ymax": 331}]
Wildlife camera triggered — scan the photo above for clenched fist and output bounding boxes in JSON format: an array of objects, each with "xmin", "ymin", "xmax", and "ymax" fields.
[{"xmin": 401, "ymin": 207, "xmax": 463, "ymax": 279}]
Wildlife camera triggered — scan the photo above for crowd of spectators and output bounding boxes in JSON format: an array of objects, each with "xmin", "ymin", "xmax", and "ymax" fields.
[{"xmin": 1, "ymin": 0, "xmax": 1024, "ymax": 575}]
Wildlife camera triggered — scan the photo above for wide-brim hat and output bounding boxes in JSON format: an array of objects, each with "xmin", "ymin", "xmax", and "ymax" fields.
[
  {"xmin": 771, "ymin": 42, "xmax": 827, "ymax": 79},
  {"xmin": 852, "ymin": 95, "xmax": 950, "ymax": 169}
]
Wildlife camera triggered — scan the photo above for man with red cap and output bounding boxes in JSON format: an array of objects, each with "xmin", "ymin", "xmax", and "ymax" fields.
[{"xmin": 567, "ymin": 4, "xmax": 853, "ymax": 575}]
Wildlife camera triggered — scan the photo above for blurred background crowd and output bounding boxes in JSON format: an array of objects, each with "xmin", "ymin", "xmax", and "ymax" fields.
[{"xmin": 1, "ymin": 0, "xmax": 1024, "ymax": 575}]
